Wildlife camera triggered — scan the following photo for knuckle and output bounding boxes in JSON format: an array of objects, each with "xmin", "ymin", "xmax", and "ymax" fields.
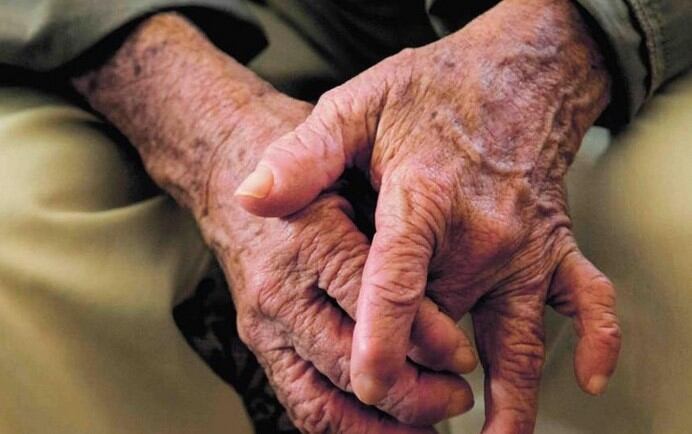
[
  {"xmin": 378, "ymin": 382, "xmax": 421, "ymax": 425},
  {"xmin": 397, "ymin": 47, "xmax": 417, "ymax": 59},
  {"xmin": 384, "ymin": 244, "xmax": 431, "ymax": 282},
  {"xmin": 315, "ymin": 86, "xmax": 359, "ymax": 132},
  {"xmin": 329, "ymin": 397, "xmax": 370, "ymax": 434},
  {"xmin": 244, "ymin": 250, "xmax": 316, "ymax": 320},
  {"xmin": 367, "ymin": 278, "xmax": 423, "ymax": 311},
  {"xmin": 235, "ymin": 315, "xmax": 291, "ymax": 357},
  {"xmin": 468, "ymin": 210, "xmax": 524, "ymax": 257},
  {"xmin": 483, "ymin": 308, "xmax": 546, "ymax": 390},
  {"xmin": 353, "ymin": 375, "xmax": 423, "ymax": 422},
  {"xmin": 375, "ymin": 211, "xmax": 439, "ymax": 261},
  {"xmin": 289, "ymin": 296, "xmax": 326, "ymax": 338},
  {"xmin": 593, "ymin": 314, "xmax": 622, "ymax": 347},
  {"xmin": 334, "ymin": 352, "xmax": 352, "ymax": 390},
  {"xmin": 253, "ymin": 275, "xmax": 313, "ymax": 327},
  {"xmin": 253, "ymin": 277, "xmax": 286, "ymax": 319},
  {"xmin": 407, "ymin": 184, "xmax": 451, "ymax": 233},
  {"xmin": 578, "ymin": 277, "xmax": 621, "ymax": 349},
  {"xmin": 268, "ymin": 133, "xmax": 308, "ymax": 162},
  {"xmin": 586, "ymin": 274, "xmax": 617, "ymax": 301},
  {"xmin": 317, "ymin": 86, "xmax": 343, "ymax": 108},
  {"xmin": 321, "ymin": 248, "xmax": 366, "ymax": 307},
  {"xmin": 235, "ymin": 315, "xmax": 260, "ymax": 350},
  {"xmin": 499, "ymin": 341, "xmax": 545, "ymax": 388},
  {"xmin": 382, "ymin": 47, "xmax": 417, "ymax": 81},
  {"xmin": 378, "ymin": 177, "xmax": 453, "ymax": 256},
  {"xmin": 292, "ymin": 389, "xmax": 342, "ymax": 434}
]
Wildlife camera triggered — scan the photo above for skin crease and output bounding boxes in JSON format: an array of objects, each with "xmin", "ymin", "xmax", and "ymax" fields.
[
  {"xmin": 238, "ymin": 0, "xmax": 622, "ymax": 433},
  {"xmin": 70, "ymin": 13, "xmax": 480, "ymax": 433}
]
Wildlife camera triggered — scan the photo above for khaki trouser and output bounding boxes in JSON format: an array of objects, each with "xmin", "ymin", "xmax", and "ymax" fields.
[
  {"xmin": 447, "ymin": 72, "xmax": 692, "ymax": 434},
  {"xmin": 1, "ymin": 3, "xmax": 690, "ymax": 433}
]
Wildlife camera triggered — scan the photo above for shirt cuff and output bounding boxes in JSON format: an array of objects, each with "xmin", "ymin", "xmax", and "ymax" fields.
[
  {"xmin": 0, "ymin": 0, "xmax": 267, "ymax": 71},
  {"xmin": 575, "ymin": 0, "xmax": 692, "ymax": 126},
  {"xmin": 629, "ymin": 0, "xmax": 692, "ymax": 92}
]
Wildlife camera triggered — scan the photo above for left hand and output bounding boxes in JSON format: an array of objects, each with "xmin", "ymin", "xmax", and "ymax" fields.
[
  {"xmin": 71, "ymin": 13, "xmax": 476, "ymax": 430},
  {"xmin": 235, "ymin": 0, "xmax": 621, "ymax": 432}
]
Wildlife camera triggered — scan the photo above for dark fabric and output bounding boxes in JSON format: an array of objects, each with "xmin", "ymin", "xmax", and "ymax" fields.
[
  {"xmin": 174, "ymin": 266, "xmax": 299, "ymax": 434},
  {"xmin": 262, "ymin": 0, "xmax": 439, "ymax": 77},
  {"xmin": 0, "ymin": 0, "xmax": 266, "ymax": 71},
  {"xmin": 425, "ymin": 0, "xmax": 500, "ymax": 36}
]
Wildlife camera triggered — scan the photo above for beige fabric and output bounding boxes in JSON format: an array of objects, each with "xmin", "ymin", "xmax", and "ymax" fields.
[
  {"xmin": 447, "ymin": 71, "xmax": 692, "ymax": 434},
  {"xmin": 0, "ymin": 88, "xmax": 253, "ymax": 433}
]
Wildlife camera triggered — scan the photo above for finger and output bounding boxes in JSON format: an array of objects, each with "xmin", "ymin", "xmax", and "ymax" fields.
[
  {"xmin": 408, "ymin": 299, "xmax": 477, "ymax": 374},
  {"xmin": 548, "ymin": 249, "xmax": 621, "ymax": 395},
  {"xmin": 315, "ymin": 198, "xmax": 476, "ymax": 375},
  {"xmin": 351, "ymin": 180, "xmax": 439, "ymax": 405},
  {"xmin": 258, "ymin": 345, "xmax": 438, "ymax": 434},
  {"xmin": 281, "ymin": 293, "xmax": 473, "ymax": 425},
  {"xmin": 329, "ymin": 276, "xmax": 477, "ymax": 375},
  {"xmin": 472, "ymin": 296, "xmax": 546, "ymax": 434},
  {"xmin": 235, "ymin": 87, "xmax": 376, "ymax": 217}
]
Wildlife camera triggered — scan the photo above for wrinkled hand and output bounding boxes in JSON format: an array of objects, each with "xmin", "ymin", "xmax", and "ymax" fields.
[
  {"xmin": 71, "ymin": 12, "xmax": 476, "ymax": 432},
  {"xmin": 236, "ymin": 0, "xmax": 621, "ymax": 432},
  {"xmin": 201, "ymin": 90, "xmax": 476, "ymax": 431}
]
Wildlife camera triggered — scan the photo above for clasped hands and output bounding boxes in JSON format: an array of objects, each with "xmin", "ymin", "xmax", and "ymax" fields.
[{"xmin": 73, "ymin": 0, "xmax": 621, "ymax": 432}]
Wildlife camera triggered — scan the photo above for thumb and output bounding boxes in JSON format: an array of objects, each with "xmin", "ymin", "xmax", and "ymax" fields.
[{"xmin": 234, "ymin": 90, "xmax": 376, "ymax": 217}]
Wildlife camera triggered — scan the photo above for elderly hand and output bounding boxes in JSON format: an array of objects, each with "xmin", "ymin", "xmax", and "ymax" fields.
[
  {"xmin": 236, "ymin": 0, "xmax": 621, "ymax": 432},
  {"xmin": 72, "ymin": 12, "xmax": 476, "ymax": 432},
  {"xmin": 198, "ymin": 94, "xmax": 476, "ymax": 431}
]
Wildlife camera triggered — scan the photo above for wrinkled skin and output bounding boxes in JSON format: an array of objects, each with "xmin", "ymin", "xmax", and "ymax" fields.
[
  {"xmin": 237, "ymin": 0, "xmax": 622, "ymax": 432},
  {"xmin": 202, "ymin": 92, "xmax": 476, "ymax": 430},
  {"xmin": 71, "ymin": 13, "xmax": 477, "ymax": 432}
]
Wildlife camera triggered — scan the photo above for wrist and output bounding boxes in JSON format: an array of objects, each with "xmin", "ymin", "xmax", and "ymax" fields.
[
  {"xmin": 442, "ymin": 0, "xmax": 611, "ymax": 164},
  {"xmin": 72, "ymin": 12, "xmax": 275, "ymax": 211}
]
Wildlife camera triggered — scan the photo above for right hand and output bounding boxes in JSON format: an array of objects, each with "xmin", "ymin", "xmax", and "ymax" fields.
[{"xmin": 234, "ymin": 1, "xmax": 621, "ymax": 431}]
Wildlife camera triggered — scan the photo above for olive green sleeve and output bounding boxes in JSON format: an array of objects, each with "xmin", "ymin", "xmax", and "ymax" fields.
[
  {"xmin": 574, "ymin": 0, "xmax": 692, "ymax": 124},
  {"xmin": 0, "ymin": 0, "xmax": 266, "ymax": 71}
]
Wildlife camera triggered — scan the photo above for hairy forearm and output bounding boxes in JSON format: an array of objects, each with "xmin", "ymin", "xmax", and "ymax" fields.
[{"xmin": 71, "ymin": 13, "xmax": 274, "ymax": 214}]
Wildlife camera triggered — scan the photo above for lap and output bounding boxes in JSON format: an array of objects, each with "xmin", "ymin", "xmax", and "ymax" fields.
[{"xmin": 0, "ymin": 86, "xmax": 252, "ymax": 434}]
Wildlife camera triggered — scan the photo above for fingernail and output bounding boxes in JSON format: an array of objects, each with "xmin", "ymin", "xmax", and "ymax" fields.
[
  {"xmin": 235, "ymin": 165, "xmax": 274, "ymax": 199},
  {"xmin": 352, "ymin": 373, "xmax": 388, "ymax": 405},
  {"xmin": 447, "ymin": 387, "xmax": 474, "ymax": 418},
  {"xmin": 452, "ymin": 347, "xmax": 477, "ymax": 374},
  {"xmin": 587, "ymin": 375, "xmax": 609, "ymax": 395}
]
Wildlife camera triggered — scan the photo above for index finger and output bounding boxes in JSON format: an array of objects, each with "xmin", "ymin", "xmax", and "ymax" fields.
[{"xmin": 351, "ymin": 180, "xmax": 440, "ymax": 405}]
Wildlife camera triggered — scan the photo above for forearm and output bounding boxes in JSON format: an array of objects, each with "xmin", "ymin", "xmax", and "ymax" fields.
[{"xmin": 71, "ymin": 12, "xmax": 273, "ymax": 214}]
